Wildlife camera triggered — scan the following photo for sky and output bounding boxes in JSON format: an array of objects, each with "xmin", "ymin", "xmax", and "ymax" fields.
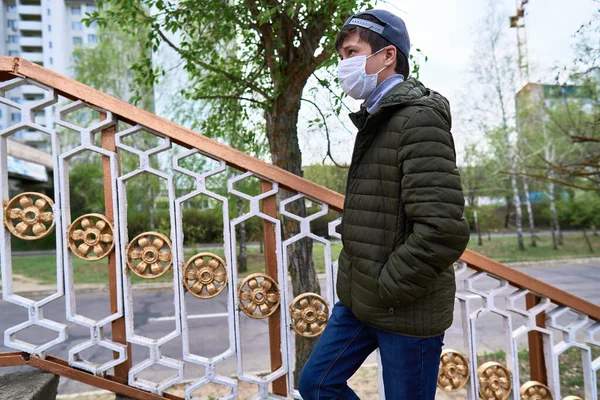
[{"xmin": 297, "ymin": 0, "xmax": 599, "ymax": 166}]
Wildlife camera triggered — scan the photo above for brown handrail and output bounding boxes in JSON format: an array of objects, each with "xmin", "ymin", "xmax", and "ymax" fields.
[
  {"xmin": 0, "ymin": 57, "xmax": 344, "ymax": 212},
  {"xmin": 3, "ymin": 57, "xmax": 599, "ymax": 323},
  {"xmin": 462, "ymin": 250, "xmax": 600, "ymax": 322}
]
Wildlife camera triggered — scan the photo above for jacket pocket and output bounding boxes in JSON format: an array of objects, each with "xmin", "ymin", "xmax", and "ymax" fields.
[{"xmin": 336, "ymin": 249, "xmax": 352, "ymax": 308}]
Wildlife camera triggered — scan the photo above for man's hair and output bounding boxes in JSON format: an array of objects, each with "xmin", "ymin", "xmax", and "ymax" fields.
[{"xmin": 335, "ymin": 14, "xmax": 410, "ymax": 78}]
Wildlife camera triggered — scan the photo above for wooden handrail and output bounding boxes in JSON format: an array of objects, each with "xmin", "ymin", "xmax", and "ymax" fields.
[
  {"xmin": 461, "ymin": 250, "xmax": 600, "ymax": 322},
  {"xmin": 0, "ymin": 57, "xmax": 344, "ymax": 213},
  {"xmin": 3, "ymin": 57, "xmax": 599, "ymax": 323}
]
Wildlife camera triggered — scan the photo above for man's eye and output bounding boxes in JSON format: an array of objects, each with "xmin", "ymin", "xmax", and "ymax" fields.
[{"xmin": 348, "ymin": 50, "xmax": 355, "ymax": 56}]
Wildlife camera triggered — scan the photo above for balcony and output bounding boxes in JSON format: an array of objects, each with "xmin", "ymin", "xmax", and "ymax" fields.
[
  {"xmin": 20, "ymin": 52, "xmax": 43, "ymax": 63},
  {"xmin": 18, "ymin": 21, "xmax": 42, "ymax": 32},
  {"xmin": 18, "ymin": 5, "xmax": 42, "ymax": 15},
  {"xmin": 19, "ymin": 37, "xmax": 43, "ymax": 47}
]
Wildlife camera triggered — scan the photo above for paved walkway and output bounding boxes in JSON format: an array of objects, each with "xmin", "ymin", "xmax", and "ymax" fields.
[{"xmin": 1, "ymin": 259, "xmax": 598, "ymax": 398}]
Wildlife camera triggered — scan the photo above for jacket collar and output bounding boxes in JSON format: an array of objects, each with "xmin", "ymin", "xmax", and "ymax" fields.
[{"xmin": 348, "ymin": 78, "xmax": 439, "ymax": 130}]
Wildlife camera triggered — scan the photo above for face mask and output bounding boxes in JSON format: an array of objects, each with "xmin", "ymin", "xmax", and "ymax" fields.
[{"xmin": 338, "ymin": 48, "xmax": 387, "ymax": 100}]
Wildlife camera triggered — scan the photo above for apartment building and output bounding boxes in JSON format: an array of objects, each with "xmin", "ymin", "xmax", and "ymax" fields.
[{"xmin": 0, "ymin": 0, "xmax": 98, "ymax": 149}]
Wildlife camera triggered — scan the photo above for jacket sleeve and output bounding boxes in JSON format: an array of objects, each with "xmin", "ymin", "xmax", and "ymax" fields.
[{"xmin": 377, "ymin": 108, "xmax": 470, "ymax": 307}]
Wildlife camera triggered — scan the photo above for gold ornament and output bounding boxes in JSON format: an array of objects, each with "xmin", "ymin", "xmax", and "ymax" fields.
[
  {"xmin": 289, "ymin": 293, "xmax": 329, "ymax": 338},
  {"xmin": 520, "ymin": 381, "xmax": 553, "ymax": 400},
  {"xmin": 3, "ymin": 192, "xmax": 54, "ymax": 240},
  {"xmin": 238, "ymin": 273, "xmax": 280, "ymax": 319},
  {"xmin": 67, "ymin": 214, "xmax": 114, "ymax": 261},
  {"xmin": 437, "ymin": 349, "xmax": 469, "ymax": 392},
  {"xmin": 126, "ymin": 232, "xmax": 172, "ymax": 278},
  {"xmin": 183, "ymin": 253, "xmax": 228, "ymax": 299},
  {"xmin": 477, "ymin": 361, "xmax": 512, "ymax": 400}
]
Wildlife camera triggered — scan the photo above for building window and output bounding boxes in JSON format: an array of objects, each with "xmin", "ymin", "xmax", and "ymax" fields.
[
  {"xmin": 90, "ymin": 20, "xmax": 98, "ymax": 29},
  {"xmin": 87, "ymin": 5, "xmax": 97, "ymax": 13},
  {"xmin": 48, "ymin": 25, "xmax": 51, "ymax": 32},
  {"xmin": 6, "ymin": 4, "xmax": 16, "ymax": 13},
  {"xmin": 8, "ymin": 36, "xmax": 18, "ymax": 44},
  {"xmin": 10, "ymin": 97, "xmax": 21, "ymax": 104},
  {"xmin": 71, "ymin": 7, "xmax": 81, "ymax": 15},
  {"xmin": 8, "ymin": 50, "xmax": 19, "ymax": 56},
  {"xmin": 11, "ymin": 113, "xmax": 21, "ymax": 122},
  {"xmin": 0, "ymin": 110, "xmax": 3, "ymax": 118},
  {"xmin": 49, "ymin": 41, "xmax": 52, "ymax": 49},
  {"xmin": 7, "ymin": 20, "xmax": 17, "ymax": 29},
  {"xmin": 47, "ymin": 9, "xmax": 51, "ymax": 16},
  {"xmin": 87, "ymin": 34, "xmax": 98, "ymax": 44},
  {"xmin": 73, "ymin": 37, "xmax": 83, "ymax": 46},
  {"xmin": 72, "ymin": 21, "xmax": 82, "ymax": 30},
  {"xmin": 49, "ymin": 57, "xmax": 53, "ymax": 65}
]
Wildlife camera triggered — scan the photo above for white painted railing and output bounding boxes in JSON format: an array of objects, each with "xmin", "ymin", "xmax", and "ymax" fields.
[{"xmin": 0, "ymin": 58, "xmax": 598, "ymax": 400}]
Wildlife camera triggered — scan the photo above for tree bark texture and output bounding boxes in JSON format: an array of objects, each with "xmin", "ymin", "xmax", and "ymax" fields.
[
  {"xmin": 547, "ymin": 147, "xmax": 562, "ymax": 247},
  {"xmin": 237, "ymin": 197, "xmax": 247, "ymax": 273},
  {"xmin": 474, "ymin": 209, "xmax": 483, "ymax": 246},
  {"xmin": 265, "ymin": 86, "xmax": 320, "ymax": 385},
  {"xmin": 510, "ymin": 161, "xmax": 525, "ymax": 251},
  {"xmin": 521, "ymin": 176, "xmax": 536, "ymax": 247},
  {"xmin": 504, "ymin": 197, "xmax": 512, "ymax": 229},
  {"xmin": 583, "ymin": 228, "xmax": 594, "ymax": 253}
]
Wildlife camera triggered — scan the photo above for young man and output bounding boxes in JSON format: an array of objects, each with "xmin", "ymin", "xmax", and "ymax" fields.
[{"xmin": 298, "ymin": 9, "xmax": 470, "ymax": 400}]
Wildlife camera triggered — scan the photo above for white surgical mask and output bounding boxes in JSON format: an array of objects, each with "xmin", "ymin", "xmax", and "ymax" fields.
[{"xmin": 338, "ymin": 48, "xmax": 387, "ymax": 100}]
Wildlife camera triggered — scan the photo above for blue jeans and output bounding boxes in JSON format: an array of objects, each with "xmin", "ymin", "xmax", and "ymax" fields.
[{"xmin": 298, "ymin": 302, "xmax": 444, "ymax": 400}]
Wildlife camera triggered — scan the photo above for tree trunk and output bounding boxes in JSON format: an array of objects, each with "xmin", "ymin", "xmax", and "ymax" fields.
[
  {"xmin": 510, "ymin": 163, "xmax": 525, "ymax": 251},
  {"xmin": 583, "ymin": 228, "xmax": 593, "ymax": 253},
  {"xmin": 265, "ymin": 87, "xmax": 319, "ymax": 385},
  {"xmin": 550, "ymin": 218, "xmax": 558, "ymax": 251},
  {"xmin": 547, "ymin": 147, "xmax": 562, "ymax": 247},
  {"xmin": 521, "ymin": 176, "xmax": 536, "ymax": 247},
  {"xmin": 474, "ymin": 209, "xmax": 483, "ymax": 246},
  {"xmin": 237, "ymin": 197, "xmax": 247, "ymax": 274},
  {"xmin": 504, "ymin": 196, "xmax": 512, "ymax": 229}
]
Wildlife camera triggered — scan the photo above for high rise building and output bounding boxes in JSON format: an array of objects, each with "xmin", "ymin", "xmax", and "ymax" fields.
[{"xmin": 0, "ymin": 0, "xmax": 98, "ymax": 149}]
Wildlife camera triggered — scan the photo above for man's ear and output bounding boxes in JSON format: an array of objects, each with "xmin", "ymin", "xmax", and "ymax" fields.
[{"xmin": 384, "ymin": 45, "xmax": 397, "ymax": 67}]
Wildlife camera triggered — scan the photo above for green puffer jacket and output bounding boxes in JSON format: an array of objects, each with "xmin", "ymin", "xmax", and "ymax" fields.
[{"xmin": 336, "ymin": 78, "xmax": 470, "ymax": 337}]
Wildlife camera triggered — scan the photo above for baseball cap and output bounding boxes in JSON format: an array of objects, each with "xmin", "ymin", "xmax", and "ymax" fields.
[{"xmin": 343, "ymin": 10, "xmax": 410, "ymax": 61}]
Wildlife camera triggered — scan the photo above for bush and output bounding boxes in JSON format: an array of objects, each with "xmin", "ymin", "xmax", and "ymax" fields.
[{"xmin": 308, "ymin": 207, "xmax": 342, "ymax": 238}]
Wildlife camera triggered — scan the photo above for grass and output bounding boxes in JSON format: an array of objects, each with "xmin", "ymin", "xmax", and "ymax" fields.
[
  {"xmin": 467, "ymin": 232, "xmax": 600, "ymax": 263},
  {"xmin": 478, "ymin": 346, "xmax": 600, "ymax": 399},
  {"xmin": 4, "ymin": 243, "xmax": 345, "ymax": 286},
  {"xmin": 3, "ymin": 232, "xmax": 600, "ymax": 286}
]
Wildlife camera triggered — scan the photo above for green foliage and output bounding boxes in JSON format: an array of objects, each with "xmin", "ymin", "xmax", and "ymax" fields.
[
  {"xmin": 557, "ymin": 191, "xmax": 600, "ymax": 229},
  {"xmin": 69, "ymin": 162, "xmax": 105, "ymax": 217},
  {"xmin": 78, "ymin": 1, "xmax": 439, "ymax": 169},
  {"xmin": 303, "ymin": 163, "xmax": 348, "ymax": 194},
  {"xmin": 73, "ymin": 13, "xmax": 154, "ymax": 110}
]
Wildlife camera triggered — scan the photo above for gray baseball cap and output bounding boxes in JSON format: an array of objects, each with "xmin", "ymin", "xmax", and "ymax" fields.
[{"xmin": 343, "ymin": 9, "xmax": 410, "ymax": 61}]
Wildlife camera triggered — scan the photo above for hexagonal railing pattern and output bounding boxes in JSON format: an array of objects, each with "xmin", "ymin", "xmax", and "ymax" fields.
[{"xmin": 1, "ymin": 71, "xmax": 599, "ymax": 400}]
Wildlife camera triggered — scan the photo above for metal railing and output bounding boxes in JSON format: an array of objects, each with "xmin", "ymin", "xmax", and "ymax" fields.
[{"xmin": 0, "ymin": 57, "xmax": 598, "ymax": 400}]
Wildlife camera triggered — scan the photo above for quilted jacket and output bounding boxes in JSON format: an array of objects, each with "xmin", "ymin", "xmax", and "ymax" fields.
[{"xmin": 336, "ymin": 78, "xmax": 470, "ymax": 337}]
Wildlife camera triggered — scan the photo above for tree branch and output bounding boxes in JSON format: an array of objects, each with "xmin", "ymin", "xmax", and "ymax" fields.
[
  {"xmin": 149, "ymin": 17, "xmax": 272, "ymax": 100},
  {"xmin": 503, "ymin": 171, "xmax": 600, "ymax": 191},
  {"xmin": 572, "ymin": 135, "xmax": 600, "ymax": 143},
  {"xmin": 245, "ymin": 0, "xmax": 279, "ymax": 86},
  {"xmin": 190, "ymin": 95, "xmax": 267, "ymax": 106},
  {"xmin": 301, "ymin": 97, "xmax": 348, "ymax": 169}
]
